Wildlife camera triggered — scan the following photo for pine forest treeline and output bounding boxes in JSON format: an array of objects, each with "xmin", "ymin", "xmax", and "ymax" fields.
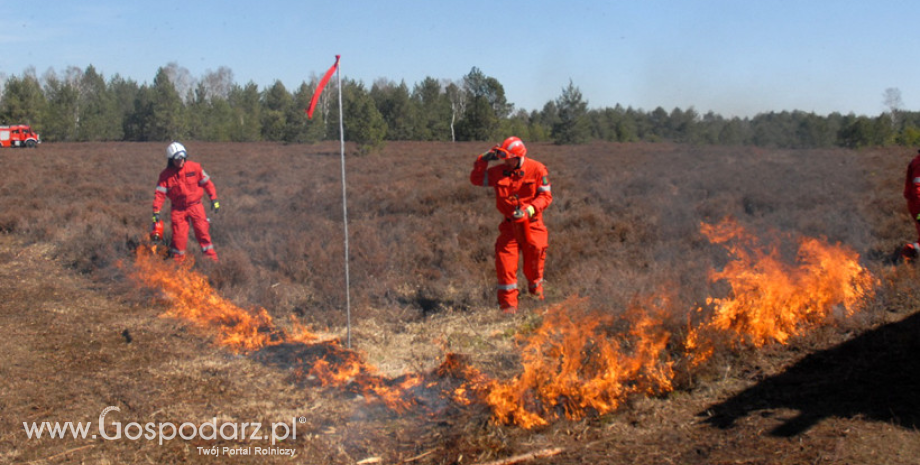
[{"xmin": 2, "ymin": 63, "xmax": 918, "ymax": 151}]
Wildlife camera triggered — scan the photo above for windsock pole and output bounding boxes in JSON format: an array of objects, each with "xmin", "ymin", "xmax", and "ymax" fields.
[
  {"xmin": 306, "ymin": 54, "xmax": 351, "ymax": 348},
  {"xmin": 334, "ymin": 56, "xmax": 352, "ymax": 348}
]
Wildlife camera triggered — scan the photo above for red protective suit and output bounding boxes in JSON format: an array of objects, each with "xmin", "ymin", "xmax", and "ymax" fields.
[
  {"xmin": 905, "ymin": 151, "xmax": 920, "ymax": 244},
  {"xmin": 153, "ymin": 159, "xmax": 218, "ymax": 262},
  {"xmin": 470, "ymin": 155, "xmax": 552, "ymax": 312}
]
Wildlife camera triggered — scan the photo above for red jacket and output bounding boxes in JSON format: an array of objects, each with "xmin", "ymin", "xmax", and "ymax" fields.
[
  {"xmin": 905, "ymin": 154, "xmax": 920, "ymax": 206},
  {"xmin": 470, "ymin": 156, "xmax": 552, "ymax": 220},
  {"xmin": 153, "ymin": 160, "xmax": 217, "ymax": 211}
]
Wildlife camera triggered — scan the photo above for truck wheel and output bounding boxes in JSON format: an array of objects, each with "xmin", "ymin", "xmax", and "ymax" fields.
[{"xmin": 26, "ymin": 140, "xmax": 36, "ymax": 148}]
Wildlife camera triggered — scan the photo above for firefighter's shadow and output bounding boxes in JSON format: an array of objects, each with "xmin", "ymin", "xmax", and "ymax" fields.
[{"xmin": 700, "ymin": 311, "xmax": 920, "ymax": 437}]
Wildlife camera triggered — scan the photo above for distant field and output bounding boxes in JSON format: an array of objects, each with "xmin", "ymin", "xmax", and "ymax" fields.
[{"xmin": 0, "ymin": 141, "xmax": 908, "ymax": 317}]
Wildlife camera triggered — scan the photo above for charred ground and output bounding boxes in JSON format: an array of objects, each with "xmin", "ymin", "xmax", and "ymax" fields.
[{"xmin": 1, "ymin": 141, "xmax": 919, "ymax": 464}]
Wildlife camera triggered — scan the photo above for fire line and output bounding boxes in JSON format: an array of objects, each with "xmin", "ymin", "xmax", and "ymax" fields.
[{"xmin": 128, "ymin": 218, "xmax": 876, "ymax": 429}]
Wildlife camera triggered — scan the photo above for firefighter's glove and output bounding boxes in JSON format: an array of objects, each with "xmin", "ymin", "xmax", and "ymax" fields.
[
  {"xmin": 915, "ymin": 212, "xmax": 920, "ymax": 222},
  {"xmin": 481, "ymin": 150, "xmax": 498, "ymax": 162},
  {"xmin": 513, "ymin": 205, "xmax": 535, "ymax": 220},
  {"xmin": 211, "ymin": 199, "xmax": 221, "ymax": 214},
  {"xmin": 152, "ymin": 212, "xmax": 160, "ymax": 223}
]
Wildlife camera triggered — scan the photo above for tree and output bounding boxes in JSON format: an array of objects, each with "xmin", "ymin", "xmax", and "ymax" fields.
[
  {"xmin": 187, "ymin": 67, "xmax": 237, "ymax": 140},
  {"xmin": 455, "ymin": 67, "xmax": 510, "ymax": 141},
  {"xmin": 669, "ymin": 107, "xmax": 700, "ymax": 144},
  {"xmin": 616, "ymin": 106, "xmax": 640, "ymax": 142},
  {"xmin": 697, "ymin": 111, "xmax": 724, "ymax": 145},
  {"xmin": 201, "ymin": 66, "xmax": 235, "ymax": 102},
  {"xmin": 78, "ymin": 65, "xmax": 121, "ymax": 141},
  {"xmin": 286, "ymin": 82, "xmax": 323, "ymax": 143},
  {"xmin": 897, "ymin": 124, "xmax": 920, "ymax": 147},
  {"xmin": 188, "ymin": 81, "xmax": 235, "ymax": 141},
  {"xmin": 648, "ymin": 106, "xmax": 670, "ymax": 141},
  {"xmin": 412, "ymin": 77, "xmax": 451, "ymax": 141},
  {"xmin": 534, "ymin": 100, "xmax": 559, "ymax": 137},
  {"xmin": 372, "ymin": 79, "xmax": 418, "ymax": 141},
  {"xmin": 837, "ymin": 114, "xmax": 891, "ymax": 148},
  {"xmin": 228, "ymin": 81, "xmax": 261, "ymax": 141},
  {"xmin": 456, "ymin": 95, "xmax": 498, "ymax": 141},
  {"xmin": 551, "ymin": 80, "xmax": 590, "ymax": 144},
  {"xmin": 109, "ymin": 74, "xmax": 140, "ymax": 136},
  {"xmin": 794, "ymin": 111, "xmax": 834, "ymax": 148},
  {"xmin": 0, "ymin": 68, "xmax": 46, "ymax": 128},
  {"xmin": 718, "ymin": 117, "xmax": 746, "ymax": 146},
  {"xmin": 150, "ymin": 67, "xmax": 186, "ymax": 140},
  {"xmin": 41, "ymin": 68, "xmax": 80, "ymax": 141},
  {"xmin": 339, "ymin": 79, "xmax": 386, "ymax": 154},
  {"xmin": 884, "ymin": 87, "xmax": 903, "ymax": 128},
  {"xmin": 502, "ymin": 109, "xmax": 539, "ymax": 142},
  {"xmin": 463, "ymin": 67, "xmax": 513, "ymax": 118},
  {"xmin": 124, "ymin": 84, "xmax": 154, "ymax": 141},
  {"xmin": 261, "ymin": 80, "xmax": 292, "ymax": 141},
  {"xmin": 444, "ymin": 80, "xmax": 465, "ymax": 142},
  {"xmin": 163, "ymin": 62, "xmax": 195, "ymax": 104}
]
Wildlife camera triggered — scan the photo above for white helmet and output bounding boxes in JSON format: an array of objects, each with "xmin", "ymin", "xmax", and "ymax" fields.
[{"xmin": 165, "ymin": 141, "xmax": 187, "ymax": 160}]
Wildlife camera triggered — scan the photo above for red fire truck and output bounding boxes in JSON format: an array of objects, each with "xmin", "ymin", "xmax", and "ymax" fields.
[{"xmin": 0, "ymin": 124, "xmax": 41, "ymax": 148}]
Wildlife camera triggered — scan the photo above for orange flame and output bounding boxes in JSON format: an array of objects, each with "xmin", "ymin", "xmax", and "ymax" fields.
[
  {"xmin": 482, "ymin": 297, "xmax": 675, "ymax": 428},
  {"xmin": 295, "ymin": 343, "xmax": 425, "ymax": 413},
  {"xmin": 128, "ymin": 216, "xmax": 877, "ymax": 429},
  {"xmin": 131, "ymin": 246, "xmax": 305, "ymax": 352},
  {"xmin": 693, "ymin": 218, "xmax": 876, "ymax": 348},
  {"xmin": 129, "ymin": 246, "xmax": 421, "ymax": 412},
  {"xmin": 457, "ymin": 219, "xmax": 876, "ymax": 428}
]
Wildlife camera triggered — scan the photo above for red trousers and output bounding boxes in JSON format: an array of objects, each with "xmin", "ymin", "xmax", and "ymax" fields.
[
  {"xmin": 170, "ymin": 203, "xmax": 217, "ymax": 261},
  {"xmin": 495, "ymin": 218, "xmax": 547, "ymax": 310},
  {"xmin": 909, "ymin": 200, "xmax": 920, "ymax": 242}
]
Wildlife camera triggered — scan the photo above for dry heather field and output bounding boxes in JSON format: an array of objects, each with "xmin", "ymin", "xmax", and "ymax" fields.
[{"xmin": 1, "ymin": 141, "xmax": 920, "ymax": 464}]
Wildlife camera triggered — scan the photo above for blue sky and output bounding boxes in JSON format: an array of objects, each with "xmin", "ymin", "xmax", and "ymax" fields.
[{"xmin": 5, "ymin": 1, "xmax": 920, "ymax": 117}]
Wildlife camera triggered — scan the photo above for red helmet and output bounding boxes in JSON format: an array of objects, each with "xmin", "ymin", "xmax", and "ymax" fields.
[{"xmin": 500, "ymin": 136, "xmax": 527, "ymax": 159}]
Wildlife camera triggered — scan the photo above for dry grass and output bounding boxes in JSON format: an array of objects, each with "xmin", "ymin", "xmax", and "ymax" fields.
[
  {"xmin": 2, "ymin": 141, "xmax": 920, "ymax": 464},
  {"xmin": 1, "ymin": 141, "xmax": 899, "ymax": 319}
]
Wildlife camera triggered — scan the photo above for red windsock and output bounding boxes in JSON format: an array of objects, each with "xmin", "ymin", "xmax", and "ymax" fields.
[{"xmin": 306, "ymin": 55, "xmax": 340, "ymax": 119}]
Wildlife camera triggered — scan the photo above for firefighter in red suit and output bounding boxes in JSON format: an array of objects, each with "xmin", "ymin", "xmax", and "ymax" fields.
[
  {"xmin": 470, "ymin": 136, "xmax": 552, "ymax": 314},
  {"xmin": 903, "ymin": 149, "xmax": 920, "ymax": 260},
  {"xmin": 153, "ymin": 142, "xmax": 220, "ymax": 262}
]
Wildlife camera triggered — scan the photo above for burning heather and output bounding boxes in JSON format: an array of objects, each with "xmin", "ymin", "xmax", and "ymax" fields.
[
  {"xmin": 689, "ymin": 218, "xmax": 877, "ymax": 349},
  {"xmin": 129, "ymin": 218, "xmax": 877, "ymax": 429},
  {"xmin": 130, "ymin": 245, "xmax": 425, "ymax": 413},
  {"xmin": 131, "ymin": 246, "xmax": 318, "ymax": 352},
  {"xmin": 480, "ymin": 298, "xmax": 675, "ymax": 428}
]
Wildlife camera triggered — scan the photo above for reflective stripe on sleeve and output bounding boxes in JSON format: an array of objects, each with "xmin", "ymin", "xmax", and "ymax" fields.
[
  {"xmin": 537, "ymin": 185, "xmax": 551, "ymax": 192},
  {"xmin": 156, "ymin": 186, "xmax": 168, "ymax": 193},
  {"xmin": 199, "ymin": 171, "xmax": 211, "ymax": 186},
  {"xmin": 913, "ymin": 177, "xmax": 920, "ymax": 184},
  {"xmin": 482, "ymin": 172, "xmax": 489, "ymax": 186}
]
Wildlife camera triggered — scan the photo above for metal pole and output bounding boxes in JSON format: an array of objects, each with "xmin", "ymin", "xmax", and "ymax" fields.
[{"xmin": 335, "ymin": 56, "xmax": 351, "ymax": 348}]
